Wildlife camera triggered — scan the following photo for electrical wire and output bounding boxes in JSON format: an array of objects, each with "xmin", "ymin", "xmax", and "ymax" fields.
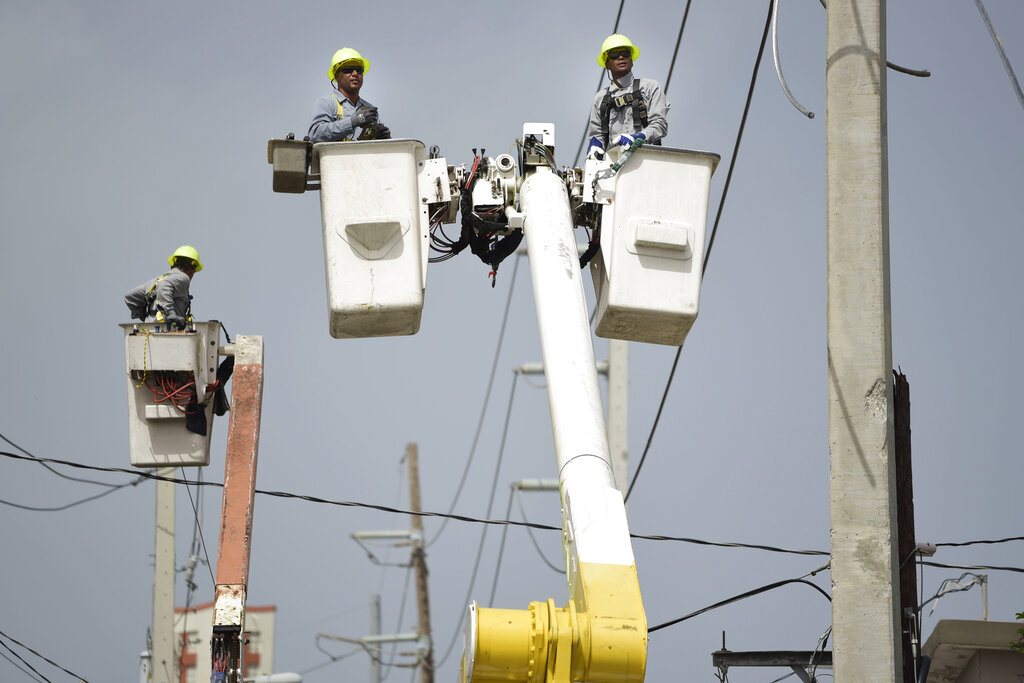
[
  {"xmin": 937, "ymin": 536, "xmax": 1024, "ymax": 547},
  {"xmin": 922, "ymin": 560, "xmax": 1024, "ymax": 574},
  {"xmin": 6, "ymin": 450, "xmax": 1022, "ymax": 565},
  {"xmin": 815, "ymin": 0, "xmax": 931, "ymax": 78},
  {"xmin": 0, "ymin": 477, "xmax": 145, "ymax": 512},
  {"xmin": 513, "ymin": 485, "xmax": 564, "ymax": 573},
  {"xmin": 572, "ymin": 0, "xmax": 627, "ymax": 166},
  {"xmin": 970, "ymin": 0, "xmax": 1019, "ymax": 111},
  {"xmin": 772, "ymin": 0, "xmax": 814, "ymax": 118},
  {"xmin": 301, "ymin": 640, "xmax": 363, "ymax": 676},
  {"xmin": 0, "ymin": 639, "xmax": 50, "ymax": 683},
  {"xmin": 920, "ymin": 572, "xmax": 985, "ymax": 614},
  {"xmin": 0, "ymin": 649, "xmax": 47, "ymax": 683},
  {"xmin": 0, "ymin": 431, "xmax": 122, "ymax": 488},
  {"xmin": 487, "ymin": 486, "xmax": 517, "ymax": 606},
  {"xmin": 662, "ymin": 0, "xmax": 694, "ymax": 96},
  {"xmin": 427, "ymin": 254, "xmax": 521, "ymax": 547},
  {"xmin": 0, "ymin": 628, "xmax": 86, "ymax": 682},
  {"xmin": 180, "ymin": 468, "xmax": 215, "ymax": 589},
  {"xmin": 435, "ymin": 373, "xmax": 519, "ymax": 669},
  {"xmin": 624, "ymin": 0, "xmax": 776, "ymax": 504},
  {"xmin": 647, "ymin": 565, "xmax": 831, "ymax": 633},
  {"xmin": 379, "ymin": 567, "xmax": 415, "ymax": 681}
]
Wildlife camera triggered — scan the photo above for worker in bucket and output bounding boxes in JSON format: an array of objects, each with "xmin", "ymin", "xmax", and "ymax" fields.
[
  {"xmin": 308, "ymin": 47, "xmax": 392, "ymax": 143},
  {"xmin": 586, "ymin": 34, "xmax": 669, "ymax": 158},
  {"xmin": 124, "ymin": 245, "xmax": 202, "ymax": 331}
]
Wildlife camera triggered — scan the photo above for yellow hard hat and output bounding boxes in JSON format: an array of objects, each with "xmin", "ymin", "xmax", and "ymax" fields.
[
  {"xmin": 168, "ymin": 245, "xmax": 203, "ymax": 272},
  {"xmin": 328, "ymin": 47, "xmax": 371, "ymax": 80},
  {"xmin": 598, "ymin": 34, "xmax": 639, "ymax": 67}
]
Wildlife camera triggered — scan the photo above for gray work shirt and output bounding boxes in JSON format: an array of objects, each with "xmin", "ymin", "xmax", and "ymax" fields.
[
  {"xmin": 308, "ymin": 91, "xmax": 378, "ymax": 143},
  {"xmin": 124, "ymin": 267, "xmax": 192, "ymax": 324},
  {"xmin": 587, "ymin": 72, "xmax": 669, "ymax": 146}
]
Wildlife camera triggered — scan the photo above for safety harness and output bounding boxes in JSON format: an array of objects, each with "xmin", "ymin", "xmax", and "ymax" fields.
[
  {"xmin": 334, "ymin": 97, "xmax": 356, "ymax": 142},
  {"xmin": 146, "ymin": 272, "xmax": 193, "ymax": 325},
  {"xmin": 334, "ymin": 97, "xmax": 384, "ymax": 141},
  {"xmin": 599, "ymin": 79, "xmax": 649, "ymax": 148}
]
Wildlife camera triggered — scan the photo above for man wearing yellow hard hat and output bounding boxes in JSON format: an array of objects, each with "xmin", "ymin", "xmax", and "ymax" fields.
[
  {"xmin": 308, "ymin": 47, "xmax": 392, "ymax": 143},
  {"xmin": 586, "ymin": 34, "xmax": 669, "ymax": 158},
  {"xmin": 124, "ymin": 246, "xmax": 202, "ymax": 331}
]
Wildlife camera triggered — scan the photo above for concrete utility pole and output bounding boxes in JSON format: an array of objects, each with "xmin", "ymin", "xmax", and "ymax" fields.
[
  {"xmin": 152, "ymin": 468, "xmax": 176, "ymax": 683},
  {"xmin": 606, "ymin": 340, "xmax": 628, "ymax": 495},
  {"xmin": 516, "ymin": 338, "xmax": 629, "ymax": 497},
  {"xmin": 826, "ymin": 1, "xmax": 903, "ymax": 680},
  {"xmin": 406, "ymin": 443, "xmax": 435, "ymax": 683}
]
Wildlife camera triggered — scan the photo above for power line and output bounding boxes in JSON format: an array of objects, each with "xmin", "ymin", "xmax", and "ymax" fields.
[
  {"xmin": 572, "ymin": 0, "xmax": 627, "ymax": 166},
  {"xmin": 625, "ymin": 0, "xmax": 776, "ymax": 503},
  {"xmin": 6, "ymin": 450, "xmax": 1023, "ymax": 566},
  {"xmin": 922, "ymin": 560, "xmax": 1024, "ymax": 575},
  {"xmin": 647, "ymin": 566, "xmax": 831, "ymax": 633},
  {"xmin": 427, "ymin": 254, "xmax": 521, "ymax": 547},
  {"xmin": 436, "ymin": 373, "xmax": 519, "ymax": 669},
  {"xmin": 0, "ymin": 628, "xmax": 87, "ymax": 682},
  {"xmin": 662, "ymin": 0, "xmax": 694, "ymax": 96},
  {"xmin": 0, "ymin": 431, "xmax": 127, "ymax": 488},
  {"xmin": 0, "ymin": 649, "xmax": 47, "ymax": 683},
  {"xmin": 937, "ymin": 536, "xmax": 1024, "ymax": 548},
  {"xmin": 512, "ymin": 485, "xmax": 563, "ymax": 572},
  {"xmin": 180, "ymin": 468, "xmax": 215, "ymax": 589},
  {"xmin": 0, "ymin": 478, "xmax": 144, "ymax": 512},
  {"xmin": 973, "ymin": 0, "xmax": 1024, "ymax": 111}
]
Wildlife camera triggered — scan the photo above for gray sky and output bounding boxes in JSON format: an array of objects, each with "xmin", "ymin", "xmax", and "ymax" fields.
[{"xmin": 2, "ymin": 1, "xmax": 1022, "ymax": 681}]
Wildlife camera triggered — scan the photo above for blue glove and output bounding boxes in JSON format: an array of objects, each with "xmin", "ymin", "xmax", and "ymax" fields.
[
  {"xmin": 587, "ymin": 135, "xmax": 606, "ymax": 157},
  {"xmin": 615, "ymin": 132, "xmax": 646, "ymax": 148}
]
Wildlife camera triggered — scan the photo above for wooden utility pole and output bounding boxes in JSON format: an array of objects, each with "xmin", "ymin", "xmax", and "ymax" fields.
[
  {"xmin": 211, "ymin": 336, "xmax": 265, "ymax": 683},
  {"xmin": 894, "ymin": 370, "xmax": 918, "ymax": 682},
  {"xmin": 406, "ymin": 443, "xmax": 435, "ymax": 683},
  {"xmin": 826, "ymin": 1, "xmax": 903, "ymax": 680}
]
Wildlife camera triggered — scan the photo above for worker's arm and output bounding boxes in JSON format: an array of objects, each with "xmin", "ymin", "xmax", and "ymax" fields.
[
  {"xmin": 585, "ymin": 90, "xmax": 605, "ymax": 145},
  {"xmin": 308, "ymin": 94, "xmax": 358, "ymax": 143},
  {"xmin": 124, "ymin": 280, "xmax": 153, "ymax": 321}
]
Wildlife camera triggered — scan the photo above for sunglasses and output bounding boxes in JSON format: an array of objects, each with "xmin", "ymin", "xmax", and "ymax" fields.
[
  {"xmin": 338, "ymin": 66, "xmax": 364, "ymax": 75},
  {"xmin": 606, "ymin": 50, "xmax": 631, "ymax": 60}
]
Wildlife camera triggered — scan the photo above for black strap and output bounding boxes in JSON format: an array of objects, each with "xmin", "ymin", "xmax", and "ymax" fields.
[
  {"xmin": 631, "ymin": 79, "xmax": 648, "ymax": 131},
  {"xmin": 599, "ymin": 91, "xmax": 613, "ymax": 148},
  {"xmin": 599, "ymin": 80, "xmax": 648, "ymax": 146}
]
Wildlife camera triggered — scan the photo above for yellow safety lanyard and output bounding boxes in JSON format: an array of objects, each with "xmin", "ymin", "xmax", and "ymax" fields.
[
  {"xmin": 147, "ymin": 273, "xmax": 193, "ymax": 323},
  {"xmin": 335, "ymin": 97, "xmax": 355, "ymax": 142}
]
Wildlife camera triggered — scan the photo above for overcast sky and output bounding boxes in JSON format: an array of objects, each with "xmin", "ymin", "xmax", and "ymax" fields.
[{"xmin": 2, "ymin": 1, "xmax": 1023, "ymax": 682}]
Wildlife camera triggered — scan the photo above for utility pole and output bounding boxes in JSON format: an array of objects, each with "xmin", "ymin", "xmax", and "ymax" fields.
[
  {"xmin": 152, "ymin": 468, "xmax": 176, "ymax": 683},
  {"xmin": 605, "ymin": 340, "xmax": 628, "ymax": 495},
  {"xmin": 406, "ymin": 443, "xmax": 435, "ymax": 683},
  {"xmin": 370, "ymin": 595, "xmax": 381, "ymax": 683},
  {"xmin": 211, "ymin": 336, "xmax": 266, "ymax": 683},
  {"xmin": 516, "ymin": 338, "xmax": 629, "ymax": 497},
  {"xmin": 826, "ymin": 1, "xmax": 903, "ymax": 681}
]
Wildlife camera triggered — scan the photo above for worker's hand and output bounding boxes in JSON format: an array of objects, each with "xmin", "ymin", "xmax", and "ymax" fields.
[
  {"xmin": 375, "ymin": 124, "xmax": 391, "ymax": 139},
  {"xmin": 615, "ymin": 132, "xmax": 646, "ymax": 148},
  {"xmin": 352, "ymin": 107, "xmax": 378, "ymax": 127},
  {"xmin": 168, "ymin": 315, "xmax": 187, "ymax": 331},
  {"xmin": 586, "ymin": 136, "xmax": 605, "ymax": 160}
]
